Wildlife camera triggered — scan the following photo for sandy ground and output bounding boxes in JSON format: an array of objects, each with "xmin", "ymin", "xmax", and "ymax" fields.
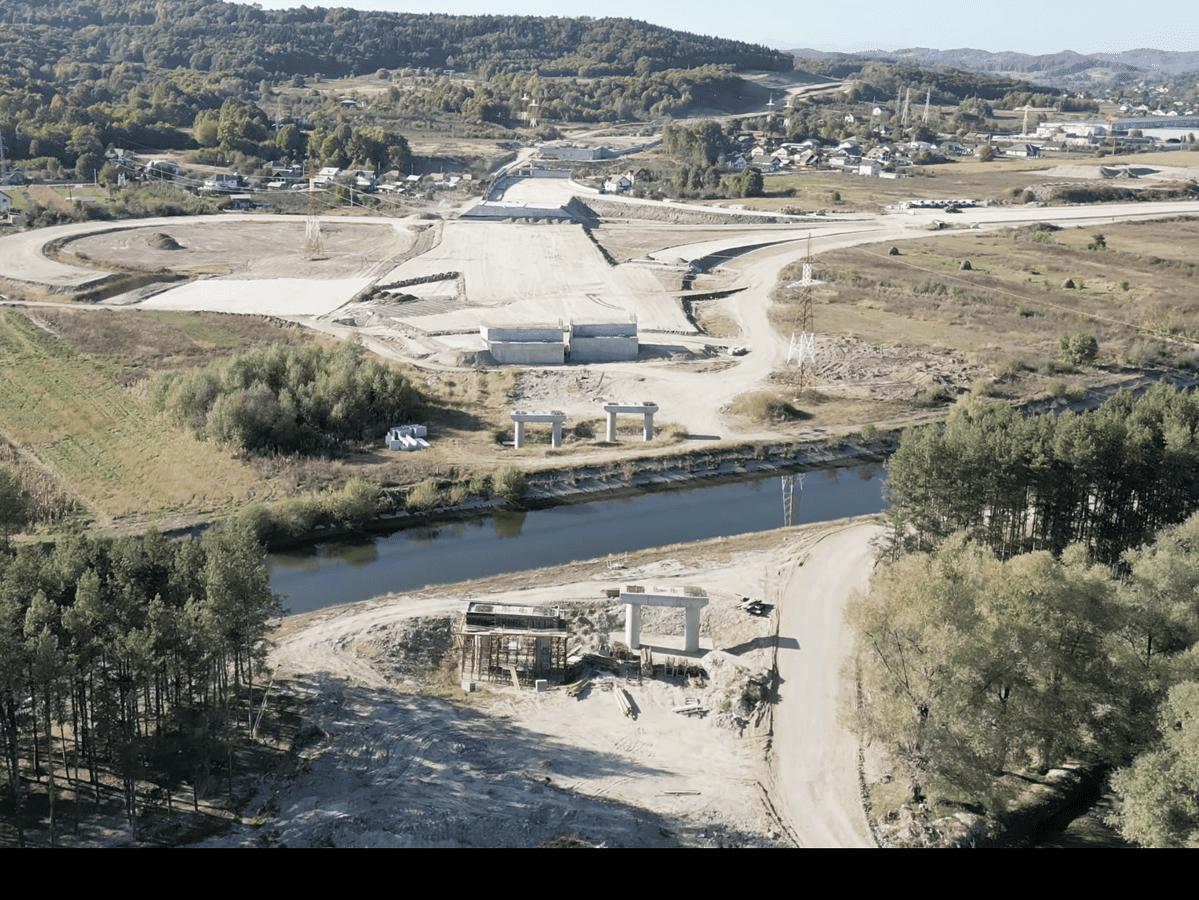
[
  {"xmin": 5, "ymin": 188, "xmax": 1199, "ymax": 447},
  {"xmin": 138, "ymin": 277, "xmax": 375, "ymax": 317},
  {"xmin": 192, "ymin": 519, "xmax": 880, "ymax": 848},
  {"xmin": 771, "ymin": 522, "xmax": 883, "ymax": 847},
  {"xmin": 375, "ymin": 220, "xmax": 690, "ymax": 333}
]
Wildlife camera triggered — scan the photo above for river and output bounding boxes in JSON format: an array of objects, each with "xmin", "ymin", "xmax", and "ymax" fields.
[{"xmin": 268, "ymin": 464, "xmax": 888, "ymax": 615}]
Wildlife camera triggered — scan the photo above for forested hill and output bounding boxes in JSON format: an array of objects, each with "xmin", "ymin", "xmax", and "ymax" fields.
[
  {"xmin": 790, "ymin": 46, "xmax": 1199, "ymax": 88},
  {"xmin": 0, "ymin": 1, "xmax": 793, "ymax": 80}
]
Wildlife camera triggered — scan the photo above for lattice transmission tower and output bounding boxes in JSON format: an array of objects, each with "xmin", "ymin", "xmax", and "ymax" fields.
[
  {"xmin": 781, "ymin": 473, "xmax": 803, "ymax": 527},
  {"xmin": 785, "ymin": 235, "xmax": 818, "ymax": 389}
]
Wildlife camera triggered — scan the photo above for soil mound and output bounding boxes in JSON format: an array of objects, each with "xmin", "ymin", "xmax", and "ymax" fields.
[{"xmin": 147, "ymin": 232, "xmax": 184, "ymax": 251}]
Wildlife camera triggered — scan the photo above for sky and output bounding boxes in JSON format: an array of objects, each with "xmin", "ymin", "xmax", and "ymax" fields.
[{"xmin": 249, "ymin": 0, "xmax": 1199, "ymax": 57}]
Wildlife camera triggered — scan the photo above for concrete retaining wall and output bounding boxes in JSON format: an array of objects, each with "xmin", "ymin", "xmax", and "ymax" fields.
[
  {"xmin": 461, "ymin": 202, "xmax": 573, "ymax": 220},
  {"xmin": 570, "ymin": 336, "xmax": 639, "ymax": 362},
  {"xmin": 489, "ymin": 341, "xmax": 565, "ymax": 365},
  {"xmin": 572, "ymin": 322, "xmax": 637, "ymax": 338},
  {"xmin": 482, "ymin": 325, "xmax": 563, "ymax": 343}
]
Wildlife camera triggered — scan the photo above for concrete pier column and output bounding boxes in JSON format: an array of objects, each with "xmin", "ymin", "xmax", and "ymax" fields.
[
  {"xmin": 643, "ymin": 411, "xmax": 654, "ymax": 442},
  {"xmin": 625, "ymin": 602, "xmax": 641, "ymax": 649},
  {"xmin": 684, "ymin": 606, "xmax": 701, "ymax": 653},
  {"xmin": 551, "ymin": 420, "xmax": 563, "ymax": 448},
  {"xmin": 514, "ymin": 419, "xmax": 525, "ymax": 449},
  {"xmin": 606, "ymin": 410, "xmax": 618, "ymax": 443}
]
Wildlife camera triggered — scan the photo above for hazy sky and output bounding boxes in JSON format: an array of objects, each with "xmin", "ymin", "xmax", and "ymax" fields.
[{"xmin": 249, "ymin": 0, "xmax": 1199, "ymax": 56}]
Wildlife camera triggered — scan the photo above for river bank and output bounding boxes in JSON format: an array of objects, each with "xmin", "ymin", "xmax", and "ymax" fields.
[{"xmin": 254, "ymin": 432, "xmax": 899, "ymax": 552}]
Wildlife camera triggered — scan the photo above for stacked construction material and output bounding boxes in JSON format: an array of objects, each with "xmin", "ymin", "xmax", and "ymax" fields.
[
  {"xmin": 387, "ymin": 424, "xmax": 430, "ymax": 451},
  {"xmin": 614, "ymin": 685, "xmax": 635, "ymax": 719}
]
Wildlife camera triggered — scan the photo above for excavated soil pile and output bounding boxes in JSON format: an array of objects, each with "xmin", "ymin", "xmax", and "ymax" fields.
[{"xmin": 147, "ymin": 232, "xmax": 184, "ymax": 250}]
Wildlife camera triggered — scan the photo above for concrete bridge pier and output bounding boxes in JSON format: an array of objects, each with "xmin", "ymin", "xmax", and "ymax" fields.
[
  {"xmin": 619, "ymin": 584, "xmax": 708, "ymax": 653},
  {"xmin": 625, "ymin": 602, "xmax": 641, "ymax": 648},
  {"xmin": 603, "ymin": 403, "xmax": 659, "ymax": 444},
  {"xmin": 511, "ymin": 410, "xmax": 567, "ymax": 449}
]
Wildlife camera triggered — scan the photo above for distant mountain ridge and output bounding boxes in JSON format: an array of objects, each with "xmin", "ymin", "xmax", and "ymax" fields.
[{"xmin": 789, "ymin": 47, "xmax": 1199, "ymax": 86}]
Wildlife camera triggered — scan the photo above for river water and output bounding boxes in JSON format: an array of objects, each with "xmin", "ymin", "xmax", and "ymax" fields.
[{"xmin": 268, "ymin": 464, "xmax": 888, "ymax": 615}]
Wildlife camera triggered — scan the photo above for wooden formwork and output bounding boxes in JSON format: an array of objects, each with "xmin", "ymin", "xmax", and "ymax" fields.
[{"xmin": 458, "ymin": 627, "xmax": 569, "ymax": 687}]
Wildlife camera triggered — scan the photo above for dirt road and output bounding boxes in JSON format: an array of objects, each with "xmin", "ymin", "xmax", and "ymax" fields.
[{"xmin": 771, "ymin": 522, "xmax": 882, "ymax": 847}]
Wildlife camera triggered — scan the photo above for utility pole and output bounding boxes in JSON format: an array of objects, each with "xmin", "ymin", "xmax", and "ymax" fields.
[{"xmin": 304, "ymin": 157, "xmax": 324, "ymax": 260}]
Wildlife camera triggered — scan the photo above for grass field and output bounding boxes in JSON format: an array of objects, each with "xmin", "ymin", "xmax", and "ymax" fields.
[
  {"xmin": 0, "ymin": 310, "xmax": 272, "ymax": 526},
  {"xmin": 743, "ymin": 149, "xmax": 1199, "ymax": 214},
  {"xmin": 773, "ymin": 217, "xmax": 1199, "ymax": 381},
  {"xmin": 2, "ymin": 189, "xmax": 27, "ymax": 213}
]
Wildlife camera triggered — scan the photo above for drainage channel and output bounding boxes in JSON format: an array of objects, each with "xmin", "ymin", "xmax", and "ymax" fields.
[{"xmin": 269, "ymin": 464, "xmax": 888, "ymax": 615}]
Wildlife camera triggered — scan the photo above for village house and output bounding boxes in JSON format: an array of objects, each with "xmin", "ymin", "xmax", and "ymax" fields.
[
  {"xmin": 200, "ymin": 173, "xmax": 240, "ymax": 194},
  {"xmin": 312, "ymin": 166, "xmax": 343, "ymax": 186},
  {"xmin": 603, "ymin": 171, "xmax": 634, "ymax": 193}
]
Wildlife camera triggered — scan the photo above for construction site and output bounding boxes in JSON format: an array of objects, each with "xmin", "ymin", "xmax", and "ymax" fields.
[
  {"xmin": 237, "ymin": 518, "xmax": 880, "ymax": 849},
  {"xmin": 5, "ymin": 137, "xmax": 1199, "ymax": 847}
]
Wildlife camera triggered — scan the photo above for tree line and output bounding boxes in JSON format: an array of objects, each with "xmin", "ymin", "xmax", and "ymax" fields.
[
  {"xmin": 856, "ymin": 384, "xmax": 1199, "ymax": 845},
  {"xmin": 148, "ymin": 342, "xmax": 421, "ymax": 457},
  {"xmin": 884, "ymin": 384, "xmax": 1199, "ymax": 569},
  {"xmin": 850, "ymin": 517, "xmax": 1199, "ymax": 843},
  {"xmin": 1, "ymin": 524, "xmax": 281, "ymax": 846},
  {"xmin": 0, "ymin": 2, "xmax": 792, "ymax": 83}
]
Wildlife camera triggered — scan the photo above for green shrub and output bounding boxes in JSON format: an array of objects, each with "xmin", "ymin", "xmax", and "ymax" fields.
[
  {"xmin": 730, "ymin": 392, "xmax": 810, "ymax": 425},
  {"xmin": 918, "ymin": 387, "xmax": 953, "ymax": 407},
  {"xmin": 406, "ymin": 479, "xmax": 442, "ymax": 511},
  {"xmin": 859, "ymin": 423, "xmax": 878, "ymax": 441},
  {"xmin": 1127, "ymin": 340, "xmax": 1164, "ymax": 368},
  {"xmin": 1057, "ymin": 331, "xmax": 1099, "ymax": 367},
  {"xmin": 493, "ymin": 466, "xmax": 526, "ymax": 503},
  {"xmin": 970, "ymin": 378, "xmax": 996, "ymax": 398},
  {"xmin": 151, "ymin": 342, "xmax": 420, "ymax": 456},
  {"xmin": 226, "ymin": 500, "xmax": 274, "ymax": 542},
  {"xmin": 277, "ymin": 495, "xmax": 322, "ymax": 533},
  {"xmin": 330, "ymin": 478, "xmax": 381, "ymax": 522}
]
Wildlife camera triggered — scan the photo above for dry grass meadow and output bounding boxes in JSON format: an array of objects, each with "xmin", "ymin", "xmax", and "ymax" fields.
[
  {"xmin": 0, "ymin": 309, "xmax": 278, "ymax": 527},
  {"xmin": 771, "ymin": 217, "xmax": 1199, "ymax": 388}
]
